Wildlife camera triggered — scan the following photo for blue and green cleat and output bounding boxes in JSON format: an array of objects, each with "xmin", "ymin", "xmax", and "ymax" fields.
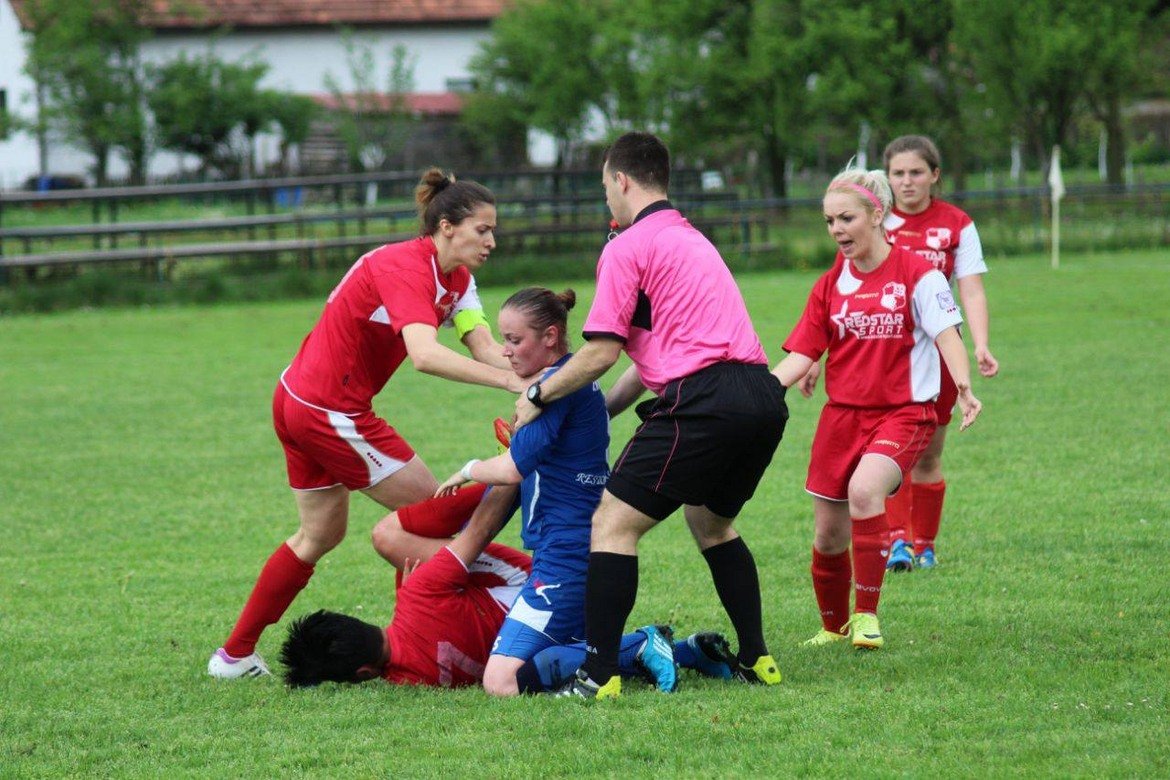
[
  {"xmin": 635, "ymin": 624, "xmax": 679, "ymax": 693},
  {"xmin": 887, "ymin": 538, "xmax": 915, "ymax": 572}
]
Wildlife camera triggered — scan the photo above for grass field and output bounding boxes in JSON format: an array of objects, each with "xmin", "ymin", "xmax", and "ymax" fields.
[{"xmin": 1, "ymin": 251, "xmax": 1167, "ymax": 777}]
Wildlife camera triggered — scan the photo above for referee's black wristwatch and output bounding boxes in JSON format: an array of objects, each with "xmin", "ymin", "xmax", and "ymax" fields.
[{"xmin": 526, "ymin": 381, "xmax": 546, "ymax": 409}]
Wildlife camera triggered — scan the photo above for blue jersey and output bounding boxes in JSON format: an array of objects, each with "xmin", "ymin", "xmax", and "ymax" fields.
[{"xmin": 509, "ymin": 353, "xmax": 609, "ymax": 551}]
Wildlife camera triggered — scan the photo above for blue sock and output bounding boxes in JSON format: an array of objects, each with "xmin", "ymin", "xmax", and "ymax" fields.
[
  {"xmin": 673, "ymin": 639, "xmax": 699, "ymax": 669},
  {"xmin": 526, "ymin": 632, "xmax": 651, "ymax": 691}
]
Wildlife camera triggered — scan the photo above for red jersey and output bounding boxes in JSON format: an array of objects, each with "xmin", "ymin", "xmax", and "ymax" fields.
[
  {"xmin": 884, "ymin": 199, "xmax": 987, "ymax": 282},
  {"xmin": 383, "ymin": 544, "xmax": 531, "ymax": 687},
  {"xmin": 282, "ymin": 236, "xmax": 473, "ymax": 414},
  {"xmin": 783, "ymin": 247, "xmax": 962, "ymax": 407}
]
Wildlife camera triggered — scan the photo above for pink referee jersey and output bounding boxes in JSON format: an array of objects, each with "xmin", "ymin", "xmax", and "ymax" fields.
[
  {"xmin": 784, "ymin": 247, "xmax": 962, "ymax": 407},
  {"xmin": 583, "ymin": 205, "xmax": 767, "ymax": 394},
  {"xmin": 884, "ymin": 199, "xmax": 987, "ymax": 282},
  {"xmin": 282, "ymin": 236, "xmax": 478, "ymax": 415}
]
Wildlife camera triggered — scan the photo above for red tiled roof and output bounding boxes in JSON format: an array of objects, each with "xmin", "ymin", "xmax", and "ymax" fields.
[
  {"xmin": 314, "ymin": 92, "xmax": 465, "ymax": 116},
  {"xmin": 9, "ymin": 1, "xmax": 507, "ymax": 30},
  {"xmin": 143, "ymin": 1, "xmax": 506, "ymax": 27}
]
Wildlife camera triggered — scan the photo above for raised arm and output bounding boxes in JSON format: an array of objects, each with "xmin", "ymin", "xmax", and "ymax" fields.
[
  {"xmin": 435, "ymin": 451, "xmax": 524, "ymax": 497},
  {"xmin": 445, "ymin": 484, "xmax": 520, "ymax": 567},
  {"xmin": 402, "ymin": 323, "xmax": 525, "ymax": 392},
  {"xmin": 515, "ymin": 337, "xmax": 623, "ymax": 426},
  {"xmin": 460, "ymin": 321, "xmax": 512, "ymax": 372}
]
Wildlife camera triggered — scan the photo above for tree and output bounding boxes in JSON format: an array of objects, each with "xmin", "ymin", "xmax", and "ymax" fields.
[
  {"xmin": 148, "ymin": 51, "xmax": 270, "ymax": 178},
  {"xmin": 468, "ymin": 0, "xmax": 608, "ymax": 169},
  {"xmin": 266, "ymin": 93, "xmax": 319, "ymax": 176},
  {"xmin": 22, "ymin": 0, "xmax": 152, "ymax": 185},
  {"xmin": 1075, "ymin": 0, "xmax": 1158, "ymax": 184},
  {"xmin": 624, "ymin": 0, "xmax": 895, "ymax": 196},
  {"xmin": 323, "ymin": 32, "xmax": 418, "ymax": 172},
  {"xmin": 957, "ymin": 0, "xmax": 1093, "ymax": 173}
]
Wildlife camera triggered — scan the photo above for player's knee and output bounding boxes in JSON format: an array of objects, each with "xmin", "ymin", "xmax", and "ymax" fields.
[
  {"xmin": 481, "ymin": 664, "xmax": 520, "ymax": 697},
  {"xmin": 370, "ymin": 513, "xmax": 404, "ymax": 558},
  {"xmin": 846, "ymin": 483, "xmax": 885, "ymax": 519}
]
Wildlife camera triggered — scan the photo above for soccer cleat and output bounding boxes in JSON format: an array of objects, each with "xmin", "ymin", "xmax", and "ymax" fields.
[
  {"xmin": 207, "ymin": 647, "xmax": 271, "ymax": 679},
  {"xmin": 493, "ymin": 417, "xmax": 512, "ymax": 454},
  {"xmin": 915, "ymin": 547, "xmax": 937, "ymax": 569},
  {"xmin": 684, "ymin": 632, "xmax": 736, "ymax": 679},
  {"xmin": 635, "ymin": 625, "xmax": 679, "ymax": 692},
  {"xmin": 553, "ymin": 668, "xmax": 621, "ymax": 700},
  {"xmin": 844, "ymin": 612, "xmax": 884, "ymax": 650},
  {"xmin": 801, "ymin": 628, "xmax": 849, "ymax": 647},
  {"xmin": 886, "ymin": 538, "xmax": 915, "ymax": 572},
  {"xmin": 733, "ymin": 654, "xmax": 782, "ymax": 685}
]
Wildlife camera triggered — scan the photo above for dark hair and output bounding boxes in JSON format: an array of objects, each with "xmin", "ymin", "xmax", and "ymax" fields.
[
  {"xmin": 415, "ymin": 167, "xmax": 496, "ymax": 235},
  {"xmin": 280, "ymin": 610, "xmax": 386, "ymax": 687},
  {"xmin": 883, "ymin": 135, "xmax": 942, "ymax": 173},
  {"xmin": 603, "ymin": 132, "xmax": 670, "ymax": 193},
  {"xmin": 501, "ymin": 287, "xmax": 576, "ymax": 352}
]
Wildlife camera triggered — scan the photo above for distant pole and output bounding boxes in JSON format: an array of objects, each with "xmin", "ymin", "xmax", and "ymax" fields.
[{"xmin": 1048, "ymin": 145, "xmax": 1066, "ymax": 270}]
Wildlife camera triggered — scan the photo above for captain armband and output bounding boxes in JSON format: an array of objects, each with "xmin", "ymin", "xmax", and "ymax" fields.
[{"xmin": 453, "ymin": 307, "xmax": 491, "ymax": 340}]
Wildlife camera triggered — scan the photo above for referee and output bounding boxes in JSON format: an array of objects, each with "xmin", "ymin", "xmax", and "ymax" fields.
[{"xmin": 515, "ymin": 132, "xmax": 787, "ymax": 699}]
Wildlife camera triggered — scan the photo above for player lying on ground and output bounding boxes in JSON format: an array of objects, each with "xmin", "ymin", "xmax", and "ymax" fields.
[{"xmin": 280, "ymin": 484, "xmax": 738, "ymax": 692}]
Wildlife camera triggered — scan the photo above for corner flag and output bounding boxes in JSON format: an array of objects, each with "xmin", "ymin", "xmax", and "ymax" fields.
[{"xmin": 1049, "ymin": 146, "xmax": 1065, "ymax": 269}]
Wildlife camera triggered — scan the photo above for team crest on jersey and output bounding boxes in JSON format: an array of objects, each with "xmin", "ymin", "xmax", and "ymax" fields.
[
  {"xmin": 880, "ymin": 282, "xmax": 906, "ymax": 312},
  {"xmin": 435, "ymin": 289, "xmax": 461, "ymax": 321},
  {"xmin": 925, "ymin": 227, "xmax": 952, "ymax": 250}
]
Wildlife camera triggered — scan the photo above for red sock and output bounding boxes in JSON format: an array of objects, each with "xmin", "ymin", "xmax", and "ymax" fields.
[
  {"xmin": 886, "ymin": 481, "xmax": 913, "ymax": 545},
  {"xmin": 851, "ymin": 514, "xmax": 889, "ymax": 615},
  {"xmin": 397, "ymin": 483, "xmax": 489, "ymax": 538},
  {"xmin": 811, "ymin": 548, "xmax": 852, "ymax": 633},
  {"xmin": 911, "ymin": 480, "xmax": 946, "ymax": 552},
  {"xmin": 223, "ymin": 543, "xmax": 314, "ymax": 658}
]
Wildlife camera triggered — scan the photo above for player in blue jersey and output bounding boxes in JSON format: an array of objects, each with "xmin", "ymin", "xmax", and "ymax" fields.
[{"xmin": 431, "ymin": 286, "xmax": 624, "ymax": 696}]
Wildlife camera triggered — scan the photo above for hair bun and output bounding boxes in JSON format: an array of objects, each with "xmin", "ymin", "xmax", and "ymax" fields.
[{"xmin": 558, "ymin": 289, "xmax": 577, "ymax": 311}]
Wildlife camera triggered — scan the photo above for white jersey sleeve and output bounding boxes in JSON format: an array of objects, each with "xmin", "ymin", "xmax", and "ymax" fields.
[
  {"xmin": 913, "ymin": 269, "xmax": 964, "ymax": 339},
  {"xmin": 953, "ymin": 222, "xmax": 988, "ymax": 279}
]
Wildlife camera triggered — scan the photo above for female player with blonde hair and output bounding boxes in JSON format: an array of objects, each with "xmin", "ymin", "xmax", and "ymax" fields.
[{"xmin": 772, "ymin": 167, "xmax": 981, "ymax": 648}]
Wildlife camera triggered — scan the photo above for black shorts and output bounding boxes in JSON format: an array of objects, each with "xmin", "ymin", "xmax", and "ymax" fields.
[{"xmin": 607, "ymin": 363, "xmax": 787, "ymax": 521}]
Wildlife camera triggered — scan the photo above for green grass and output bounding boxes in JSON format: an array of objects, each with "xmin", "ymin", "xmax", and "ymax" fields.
[{"xmin": 1, "ymin": 251, "xmax": 1167, "ymax": 777}]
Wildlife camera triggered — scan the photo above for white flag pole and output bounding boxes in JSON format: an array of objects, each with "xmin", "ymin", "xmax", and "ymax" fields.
[{"xmin": 1048, "ymin": 145, "xmax": 1066, "ymax": 270}]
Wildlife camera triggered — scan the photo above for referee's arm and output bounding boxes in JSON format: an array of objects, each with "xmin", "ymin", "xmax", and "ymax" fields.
[{"xmin": 515, "ymin": 336, "xmax": 623, "ymax": 426}]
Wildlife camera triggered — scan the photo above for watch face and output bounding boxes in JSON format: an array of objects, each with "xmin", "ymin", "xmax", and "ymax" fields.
[{"xmin": 527, "ymin": 384, "xmax": 540, "ymax": 402}]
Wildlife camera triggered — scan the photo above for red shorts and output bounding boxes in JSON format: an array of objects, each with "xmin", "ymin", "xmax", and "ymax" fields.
[
  {"xmin": 805, "ymin": 403, "xmax": 937, "ymax": 501},
  {"xmin": 272, "ymin": 381, "xmax": 415, "ymax": 491}
]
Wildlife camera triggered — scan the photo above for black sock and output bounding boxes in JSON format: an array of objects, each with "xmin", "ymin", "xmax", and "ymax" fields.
[
  {"xmin": 515, "ymin": 659, "xmax": 545, "ymax": 694},
  {"xmin": 580, "ymin": 552, "xmax": 638, "ymax": 682},
  {"xmin": 702, "ymin": 536, "xmax": 767, "ymax": 664}
]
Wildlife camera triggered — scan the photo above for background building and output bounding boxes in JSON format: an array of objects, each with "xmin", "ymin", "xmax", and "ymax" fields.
[{"xmin": 0, "ymin": 0, "xmax": 510, "ymax": 189}]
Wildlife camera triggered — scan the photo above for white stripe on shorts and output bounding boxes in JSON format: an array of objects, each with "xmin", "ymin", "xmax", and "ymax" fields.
[
  {"xmin": 326, "ymin": 411, "xmax": 408, "ymax": 486},
  {"xmin": 469, "ymin": 548, "xmax": 530, "ymax": 612}
]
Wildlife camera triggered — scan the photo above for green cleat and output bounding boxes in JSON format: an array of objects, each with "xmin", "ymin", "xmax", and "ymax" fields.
[
  {"xmin": 801, "ymin": 628, "xmax": 849, "ymax": 647},
  {"xmin": 734, "ymin": 653, "xmax": 782, "ymax": 685},
  {"xmin": 554, "ymin": 668, "xmax": 622, "ymax": 700},
  {"xmin": 844, "ymin": 612, "xmax": 884, "ymax": 650}
]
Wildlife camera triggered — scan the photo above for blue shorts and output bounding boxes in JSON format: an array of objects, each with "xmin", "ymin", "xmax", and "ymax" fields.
[{"xmin": 491, "ymin": 548, "xmax": 587, "ymax": 661}]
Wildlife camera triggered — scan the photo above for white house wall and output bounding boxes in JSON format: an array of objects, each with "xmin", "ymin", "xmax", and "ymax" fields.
[{"xmin": 0, "ymin": 7, "xmax": 497, "ymax": 189}]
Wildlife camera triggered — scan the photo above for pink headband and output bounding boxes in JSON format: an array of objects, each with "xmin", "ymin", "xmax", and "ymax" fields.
[{"xmin": 837, "ymin": 182, "xmax": 883, "ymax": 211}]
